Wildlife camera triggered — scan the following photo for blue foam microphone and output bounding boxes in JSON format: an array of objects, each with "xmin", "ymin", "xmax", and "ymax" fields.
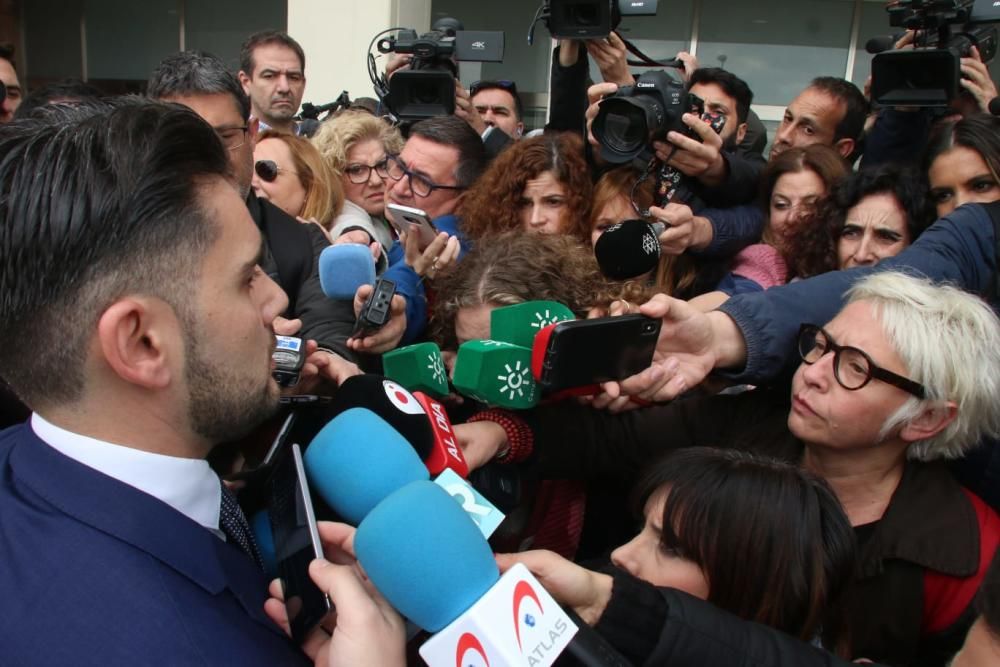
[
  {"xmin": 302, "ymin": 408, "xmax": 429, "ymax": 524},
  {"xmin": 318, "ymin": 243, "xmax": 376, "ymax": 299},
  {"xmin": 250, "ymin": 509, "xmax": 277, "ymax": 578},
  {"xmin": 355, "ymin": 481, "xmax": 630, "ymax": 666}
]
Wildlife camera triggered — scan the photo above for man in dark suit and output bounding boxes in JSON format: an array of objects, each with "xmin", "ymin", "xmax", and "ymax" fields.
[{"xmin": 0, "ymin": 99, "xmax": 312, "ymax": 664}]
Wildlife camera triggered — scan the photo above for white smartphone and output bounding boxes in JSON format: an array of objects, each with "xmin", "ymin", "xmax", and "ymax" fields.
[{"xmin": 386, "ymin": 203, "xmax": 439, "ymax": 250}]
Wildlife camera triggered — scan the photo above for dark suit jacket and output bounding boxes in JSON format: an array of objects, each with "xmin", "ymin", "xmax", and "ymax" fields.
[{"xmin": 0, "ymin": 424, "xmax": 310, "ymax": 666}]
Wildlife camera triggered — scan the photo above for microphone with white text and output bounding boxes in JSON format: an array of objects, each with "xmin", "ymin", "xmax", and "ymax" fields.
[
  {"xmin": 318, "ymin": 243, "xmax": 376, "ymax": 299},
  {"xmin": 354, "ymin": 481, "xmax": 632, "ymax": 667},
  {"xmin": 593, "ymin": 219, "xmax": 662, "ymax": 280},
  {"xmin": 302, "ymin": 401, "xmax": 501, "ymax": 535}
]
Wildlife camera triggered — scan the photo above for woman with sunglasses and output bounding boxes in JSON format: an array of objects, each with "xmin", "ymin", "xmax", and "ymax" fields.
[
  {"xmin": 252, "ymin": 130, "xmax": 343, "ymax": 232},
  {"xmin": 312, "ymin": 111, "xmax": 404, "ymax": 266},
  {"xmin": 456, "ymin": 271, "xmax": 1000, "ymax": 666}
]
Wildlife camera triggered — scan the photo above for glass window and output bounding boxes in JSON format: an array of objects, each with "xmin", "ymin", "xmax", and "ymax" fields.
[
  {"xmin": 23, "ymin": 0, "xmax": 84, "ymax": 80},
  {"xmin": 590, "ymin": 2, "xmax": 696, "ymax": 84},
  {"xmin": 698, "ymin": 0, "xmax": 855, "ymax": 105},
  {"xmin": 186, "ymin": 1, "xmax": 287, "ymax": 72},
  {"xmin": 85, "ymin": 0, "xmax": 179, "ymax": 81},
  {"xmin": 853, "ymin": 1, "xmax": 891, "ymax": 89}
]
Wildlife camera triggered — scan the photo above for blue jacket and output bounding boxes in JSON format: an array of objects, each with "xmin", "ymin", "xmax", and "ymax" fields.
[
  {"xmin": 717, "ymin": 202, "xmax": 999, "ymax": 383},
  {"xmin": 384, "ymin": 214, "xmax": 467, "ymax": 343},
  {"xmin": 0, "ymin": 424, "xmax": 310, "ymax": 666}
]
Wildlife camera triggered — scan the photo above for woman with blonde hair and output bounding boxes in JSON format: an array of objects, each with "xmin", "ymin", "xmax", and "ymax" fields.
[{"xmin": 252, "ymin": 129, "xmax": 343, "ymax": 230}]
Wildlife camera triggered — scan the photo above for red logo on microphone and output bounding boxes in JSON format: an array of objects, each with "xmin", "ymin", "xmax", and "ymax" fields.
[
  {"xmin": 455, "ymin": 632, "xmax": 490, "ymax": 667},
  {"xmin": 512, "ymin": 579, "xmax": 543, "ymax": 651}
]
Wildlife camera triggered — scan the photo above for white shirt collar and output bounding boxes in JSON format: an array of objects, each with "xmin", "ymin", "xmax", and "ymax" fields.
[{"xmin": 30, "ymin": 413, "xmax": 222, "ymax": 536}]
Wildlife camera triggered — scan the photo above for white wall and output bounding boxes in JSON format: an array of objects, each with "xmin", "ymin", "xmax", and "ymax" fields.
[{"xmin": 287, "ymin": 0, "xmax": 431, "ymax": 105}]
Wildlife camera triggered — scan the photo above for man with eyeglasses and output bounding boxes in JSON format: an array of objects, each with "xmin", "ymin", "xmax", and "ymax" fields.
[
  {"xmin": 148, "ymin": 51, "xmax": 362, "ymax": 389},
  {"xmin": 348, "ymin": 116, "xmax": 487, "ymax": 353}
]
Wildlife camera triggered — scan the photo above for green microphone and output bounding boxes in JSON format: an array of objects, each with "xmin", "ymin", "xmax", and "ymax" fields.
[
  {"xmin": 452, "ymin": 340, "xmax": 539, "ymax": 409},
  {"xmin": 490, "ymin": 300, "xmax": 576, "ymax": 348},
  {"xmin": 382, "ymin": 342, "xmax": 450, "ymax": 398}
]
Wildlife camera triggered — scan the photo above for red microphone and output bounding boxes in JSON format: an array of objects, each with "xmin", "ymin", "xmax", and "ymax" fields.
[{"xmin": 412, "ymin": 391, "xmax": 469, "ymax": 478}]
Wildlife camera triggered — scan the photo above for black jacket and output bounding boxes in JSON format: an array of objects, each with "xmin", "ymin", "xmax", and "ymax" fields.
[
  {"xmin": 595, "ymin": 568, "xmax": 873, "ymax": 667},
  {"xmin": 246, "ymin": 194, "xmax": 356, "ymax": 361}
]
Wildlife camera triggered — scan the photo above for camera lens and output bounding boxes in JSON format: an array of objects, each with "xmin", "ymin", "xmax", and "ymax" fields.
[{"xmin": 593, "ymin": 97, "xmax": 660, "ymax": 163}]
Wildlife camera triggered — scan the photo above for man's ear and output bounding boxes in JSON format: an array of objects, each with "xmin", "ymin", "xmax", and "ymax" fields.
[
  {"xmin": 735, "ymin": 122, "xmax": 748, "ymax": 146},
  {"xmin": 515, "ymin": 122, "xmax": 525, "ymax": 138},
  {"xmin": 834, "ymin": 137, "xmax": 856, "ymax": 160},
  {"xmin": 96, "ymin": 297, "xmax": 178, "ymax": 391},
  {"xmin": 899, "ymin": 401, "xmax": 958, "ymax": 444},
  {"xmin": 237, "ymin": 70, "xmax": 252, "ymax": 95}
]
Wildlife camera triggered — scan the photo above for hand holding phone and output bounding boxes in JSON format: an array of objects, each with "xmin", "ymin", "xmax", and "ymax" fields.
[{"xmin": 386, "ymin": 203, "xmax": 438, "ymax": 250}]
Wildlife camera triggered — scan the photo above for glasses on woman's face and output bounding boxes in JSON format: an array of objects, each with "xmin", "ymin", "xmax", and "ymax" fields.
[
  {"xmin": 254, "ymin": 159, "xmax": 297, "ymax": 183},
  {"xmin": 344, "ymin": 158, "xmax": 390, "ymax": 184},
  {"xmin": 797, "ymin": 324, "xmax": 926, "ymax": 398},
  {"xmin": 383, "ymin": 155, "xmax": 465, "ymax": 198}
]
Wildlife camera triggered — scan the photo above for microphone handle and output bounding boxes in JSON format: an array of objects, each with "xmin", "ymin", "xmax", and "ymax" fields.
[{"xmin": 557, "ymin": 607, "xmax": 634, "ymax": 667}]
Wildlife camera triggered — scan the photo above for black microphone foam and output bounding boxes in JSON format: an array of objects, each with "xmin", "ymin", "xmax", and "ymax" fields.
[
  {"xmin": 865, "ymin": 35, "xmax": 897, "ymax": 54},
  {"xmin": 327, "ymin": 374, "xmax": 434, "ymax": 460},
  {"xmin": 990, "ymin": 97, "xmax": 1000, "ymax": 116},
  {"xmin": 594, "ymin": 219, "xmax": 662, "ymax": 280}
]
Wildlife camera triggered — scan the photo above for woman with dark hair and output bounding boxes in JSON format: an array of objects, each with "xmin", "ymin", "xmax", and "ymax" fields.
[
  {"xmin": 458, "ymin": 132, "xmax": 593, "ymax": 243},
  {"xmin": 607, "ymin": 447, "xmax": 855, "ymax": 648},
  {"xmin": 789, "ymin": 164, "xmax": 935, "ymax": 277},
  {"xmin": 924, "ymin": 113, "xmax": 1000, "ymax": 218}
]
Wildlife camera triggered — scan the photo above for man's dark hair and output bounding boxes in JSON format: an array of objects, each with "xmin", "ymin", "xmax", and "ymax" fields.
[
  {"xmin": 470, "ymin": 81, "xmax": 524, "ymax": 121},
  {"xmin": 14, "ymin": 79, "xmax": 104, "ymax": 120},
  {"xmin": 409, "ymin": 116, "xmax": 488, "ymax": 188},
  {"xmin": 688, "ymin": 68, "xmax": 753, "ymax": 125},
  {"xmin": 147, "ymin": 50, "xmax": 250, "ymax": 121},
  {"xmin": 240, "ymin": 30, "xmax": 306, "ymax": 76},
  {"xmin": 0, "ymin": 43, "xmax": 14, "ymax": 68},
  {"xmin": 809, "ymin": 76, "xmax": 869, "ymax": 145},
  {"xmin": 0, "ymin": 99, "xmax": 228, "ymax": 409}
]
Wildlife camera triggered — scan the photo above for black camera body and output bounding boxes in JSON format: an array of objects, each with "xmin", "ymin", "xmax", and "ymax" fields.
[
  {"xmin": 871, "ymin": 0, "xmax": 1000, "ymax": 106},
  {"xmin": 592, "ymin": 70, "xmax": 703, "ymax": 164},
  {"xmin": 545, "ymin": 0, "xmax": 658, "ymax": 39},
  {"xmin": 375, "ymin": 19, "xmax": 504, "ymax": 121}
]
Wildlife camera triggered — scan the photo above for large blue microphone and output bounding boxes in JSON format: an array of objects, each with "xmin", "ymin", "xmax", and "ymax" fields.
[
  {"xmin": 318, "ymin": 243, "xmax": 376, "ymax": 299},
  {"xmin": 302, "ymin": 408, "xmax": 428, "ymax": 525},
  {"xmin": 354, "ymin": 481, "xmax": 630, "ymax": 666}
]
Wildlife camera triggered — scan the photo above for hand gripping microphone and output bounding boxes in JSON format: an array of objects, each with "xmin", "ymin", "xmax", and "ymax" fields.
[
  {"xmin": 354, "ymin": 481, "xmax": 632, "ymax": 667},
  {"xmin": 593, "ymin": 219, "xmax": 663, "ymax": 280},
  {"xmin": 318, "ymin": 243, "xmax": 376, "ymax": 299}
]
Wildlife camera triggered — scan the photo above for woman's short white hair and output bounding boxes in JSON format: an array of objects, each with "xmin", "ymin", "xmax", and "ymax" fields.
[{"xmin": 846, "ymin": 271, "xmax": 1000, "ymax": 461}]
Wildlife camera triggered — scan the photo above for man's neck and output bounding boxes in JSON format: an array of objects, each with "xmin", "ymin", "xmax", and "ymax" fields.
[
  {"xmin": 258, "ymin": 113, "xmax": 295, "ymax": 134},
  {"xmin": 40, "ymin": 398, "xmax": 210, "ymax": 460},
  {"xmin": 801, "ymin": 441, "xmax": 908, "ymax": 526}
]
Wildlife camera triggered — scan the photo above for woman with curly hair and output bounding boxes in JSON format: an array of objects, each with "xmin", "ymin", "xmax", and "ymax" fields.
[
  {"xmin": 458, "ymin": 132, "xmax": 593, "ymax": 243},
  {"xmin": 788, "ymin": 164, "xmax": 935, "ymax": 278},
  {"xmin": 431, "ymin": 231, "xmax": 629, "ymax": 351}
]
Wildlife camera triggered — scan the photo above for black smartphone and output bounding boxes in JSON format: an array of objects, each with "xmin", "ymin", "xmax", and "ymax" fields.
[
  {"xmin": 269, "ymin": 443, "xmax": 331, "ymax": 643},
  {"xmin": 534, "ymin": 314, "xmax": 661, "ymax": 394}
]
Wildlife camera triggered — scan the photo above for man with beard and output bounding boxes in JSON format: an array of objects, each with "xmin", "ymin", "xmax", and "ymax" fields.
[{"xmin": 0, "ymin": 99, "xmax": 310, "ymax": 663}]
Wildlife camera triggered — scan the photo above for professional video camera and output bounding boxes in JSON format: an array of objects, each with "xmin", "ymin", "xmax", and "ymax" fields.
[
  {"xmin": 592, "ymin": 70, "xmax": 706, "ymax": 164},
  {"xmin": 369, "ymin": 18, "xmax": 504, "ymax": 122},
  {"xmin": 528, "ymin": 0, "xmax": 658, "ymax": 40},
  {"xmin": 870, "ymin": 0, "xmax": 1000, "ymax": 106}
]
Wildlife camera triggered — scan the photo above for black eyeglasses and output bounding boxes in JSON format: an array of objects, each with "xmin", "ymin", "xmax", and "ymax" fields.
[
  {"xmin": 344, "ymin": 157, "xmax": 390, "ymax": 184},
  {"xmin": 216, "ymin": 125, "xmax": 249, "ymax": 151},
  {"xmin": 797, "ymin": 324, "xmax": 926, "ymax": 399},
  {"xmin": 254, "ymin": 159, "xmax": 297, "ymax": 183},
  {"xmin": 383, "ymin": 155, "xmax": 465, "ymax": 198},
  {"xmin": 469, "ymin": 79, "xmax": 518, "ymax": 98}
]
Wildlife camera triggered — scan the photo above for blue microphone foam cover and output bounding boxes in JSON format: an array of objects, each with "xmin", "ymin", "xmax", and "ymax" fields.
[
  {"xmin": 303, "ymin": 408, "xmax": 429, "ymax": 524},
  {"xmin": 319, "ymin": 243, "xmax": 376, "ymax": 299},
  {"xmin": 354, "ymin": 480, "xmax": 499, "ymax": 632}
]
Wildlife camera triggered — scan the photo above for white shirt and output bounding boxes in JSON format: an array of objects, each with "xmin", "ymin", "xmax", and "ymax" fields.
[{"xmin": 31, "ymin": 413, "xmax": 224, "ymax": 538}]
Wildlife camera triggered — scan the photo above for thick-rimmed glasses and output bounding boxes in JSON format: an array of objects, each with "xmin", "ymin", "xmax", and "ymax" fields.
[
  {"xmin": 344, "ymin": 158, "xmax": 390, "ymax": 184},
  {"xmin": 216, "ymin": 125, "xmax": 249, "ymax": 151},
  {"xmin": 797, "ymin": 324, "xmax": 926, "ymax": 399},
  {"xmin": 384, "ymin": 155, "xmax": 465, "ymax": 198}
]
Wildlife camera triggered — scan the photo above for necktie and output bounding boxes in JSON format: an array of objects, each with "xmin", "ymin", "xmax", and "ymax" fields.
[{"xmin": 219, "ymin": 481, "xmax": 265, "ymax": 570}]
